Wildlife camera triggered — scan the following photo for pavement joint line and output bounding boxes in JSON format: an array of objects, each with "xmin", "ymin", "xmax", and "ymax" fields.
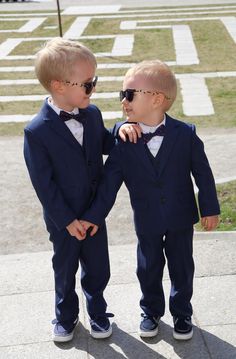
[
  {"xmin": 1, "ymin": 273, "xmax": 235, "ymax": 298},
  {"xmin": 196, "ymin": 316, "xmax": 213, "ymax": 359},
  {"xmin": 0, "ymin": 289, "xmax": 54, "ymax": 297},
  {"xmin": 201, "ymin": 322, "xmax": 236, "ymax": 327},
  {"xmin": 194, "ymin": 231, "xmax": 236, "ymax": 236},
  {"xmin": 0, "ymin": 340, "xmax": 53, "ymax": 349}
]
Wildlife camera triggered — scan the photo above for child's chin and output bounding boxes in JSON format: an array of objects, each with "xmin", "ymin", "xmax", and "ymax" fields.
[{"xmin": 78, "ymin": 101, "xmax": 90, "ymax": 109}]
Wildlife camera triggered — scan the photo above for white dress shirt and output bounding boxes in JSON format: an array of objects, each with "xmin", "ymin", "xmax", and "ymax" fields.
[
  {"xmin": 47, "ymin": 97, "xmax": 84, "ymax": 146},
  {"xmin": 139, "ymin": 115, "xmax": 166, "ymax": 157}
]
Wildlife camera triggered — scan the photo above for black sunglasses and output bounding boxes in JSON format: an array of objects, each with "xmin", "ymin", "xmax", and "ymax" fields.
[
  {"xmin": 64, "ymin": 76, "xmax": 98, "ymax": 95},
  {"xmin": 119, "ymin": 88, "xmax": 171, "ymax": 102}
]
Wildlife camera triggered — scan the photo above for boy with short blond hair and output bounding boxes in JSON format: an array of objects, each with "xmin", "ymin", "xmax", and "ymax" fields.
[
  {"xmin": 81, "ymin": 59, "xmax": 220, "ymax": 341},
  {"xmin": 24, "ymin": 38, "xmax": 140, "ymax": 342}
]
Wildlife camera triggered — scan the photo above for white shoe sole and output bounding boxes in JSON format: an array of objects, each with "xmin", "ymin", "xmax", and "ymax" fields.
[
  {"xmin": 91, "ymin": 326, "xmax": 112, "ymax": 339},
  {"xmin": 173, "ymin": 328, "xmax": 193, "ymax": 340},
  {"xmin": 139, "ymin": 327, "xmax": 158, "ymax": 338},
  {"xmin": 52, "ymin": 320, "xmax": 78, "ymax": 342},
  {"xmin": 52, "ymin": 331, "xmax": 74, "ymax": 342}
]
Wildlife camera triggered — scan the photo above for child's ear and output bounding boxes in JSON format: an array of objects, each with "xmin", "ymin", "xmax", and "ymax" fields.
[
  {"xmin": 51, "ymin": 80, "xmax": 65, "ymax": 94},
  {"xmin": 153, "ymin": 92, "xmax": 165, "ymax": 108}
]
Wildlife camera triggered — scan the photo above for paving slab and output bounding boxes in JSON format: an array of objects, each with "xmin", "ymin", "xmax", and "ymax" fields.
[
  {"xmin": 87, "ymin": 326, "xmax": 210, "ymax": 359},
  {"xmin": 0, "ymin": 337, "xmax": 88, "ymax": 359},
  {"xmin": 201, "ymin": 324, "xmax": 236, "ymax": 359},
  {"xmin": 1, "ymin": 236, "xmax": 235, "ymax": 297},
  {"xmin": 192, "ymin": 275, "xmax": 236, "ymax": 327},
  {"xmin": 1, "ymin": 239, "xmax": 235, "ymax": 357},
  {"xmin": 0, "ymin": 291, "xmax": 53, "ymax": 347}
]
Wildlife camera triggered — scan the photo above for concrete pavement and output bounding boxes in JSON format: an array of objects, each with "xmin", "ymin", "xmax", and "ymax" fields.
[{"xmin": 0, "ymin": 234, "xmax": 236, "ymax": 358}]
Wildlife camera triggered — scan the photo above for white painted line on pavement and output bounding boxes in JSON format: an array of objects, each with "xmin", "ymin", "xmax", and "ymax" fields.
[
  {"xmin": 173, "ymin": 25, "xmax": 199, "ymax": 65},
  {"xmin": 0, "ymin": 92, "xmax": 119, "ymax": 102},
  {"xmin": 0, "ymin": 111, "xmax": 123, "ymax": 123},
  {"xmin": 0, "ymin": 34, "xmax": 134, "ymax": 60},
  {"xmin": 0, "ymin": 38, "xmax": 22, "ymax": 59},
  {"xmin": 0, "ymin": 5, "xmax": 235, "ymax": 17},
  {"xmin": 111, "ymin": 35, "xmax": 134, "ymax": 56},
  {"xmin": 215, "ymin": 176, "xmax": 236, "ymax": 184},
  {"xmin": 221, "ymin": 16, "xmax": 236, "ymax": 44},
  {"xmin": 63, "ymin": 17, "xmax": 91, "ymax": 39},
  {"xmin": 0, "ymin": 18, "xmax": 46, "ymax": 33},
  {"xmin": 1, "ymin": 72, "xmax": 236, "ymax": 85},
  {"xmin": 180, "ymin": 77, "xmax": 214, "ymax": 116},
  {"xmin": 62, "ymin": 5, "xmax": 121, "ymax": 15},
  {"xmin": 17, "ymin": 18, "xmax": 47, "ymax": 33}
]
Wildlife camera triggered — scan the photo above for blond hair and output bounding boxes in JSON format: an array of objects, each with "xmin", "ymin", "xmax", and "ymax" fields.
[
  {"xmin": 125, "ymin": 60, "xmax": 177, "ymax": 110},
  {"xmin": 35, "ymin": 37, "xmax": 97, "ymax": 92}
]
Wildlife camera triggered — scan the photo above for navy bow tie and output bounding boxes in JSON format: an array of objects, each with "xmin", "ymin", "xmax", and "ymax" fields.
[
  {"xmin": 59, "ymin": 110, "xmax": 85, "ymax": 124},
  {"xmin": 142, "ymin": 124, "xmax": 165, "ymax": 144}
]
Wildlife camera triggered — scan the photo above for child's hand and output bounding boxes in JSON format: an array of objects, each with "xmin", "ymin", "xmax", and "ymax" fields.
[
  {"xmin": 66, "ymin": 219, "xmax": 86, "ymax": 240},
  {"xmin": 201, "ymin": 215, "xmax": 219, "ymax": 231},
  {"xmin": 119, "ymin": 123, "xmax": 142, "ymax": 143},
  {"xmin": 80, "ymin": 220, "xmax": 98, "ymax": 236}
]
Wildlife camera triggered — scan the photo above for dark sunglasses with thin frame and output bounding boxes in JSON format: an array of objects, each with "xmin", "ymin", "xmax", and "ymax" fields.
[
  {"xmin": 64, "ymin": 76, "xmax": 98, "ymax": 95},
  {"xmin": 119, "ymin": 88, "xmax": 171, "ymax": 102}
]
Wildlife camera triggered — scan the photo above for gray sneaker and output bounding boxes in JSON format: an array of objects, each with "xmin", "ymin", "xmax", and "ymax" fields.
[{"xmin": 52, "ymin": 318, "xmax": 78, "ymax": 342}]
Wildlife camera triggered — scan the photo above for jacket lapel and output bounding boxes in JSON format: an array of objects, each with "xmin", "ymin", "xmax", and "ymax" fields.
[
  {"xmin": 157, "ymin": 114, "xmax": 180, "ymax": 177},
  {"xmin": 79, "ymin": 109, "xmax": 90, "ymax": 161},
  {"xmin": 42, "ymin": 101, "xmax": 84, "ymax": 153}
]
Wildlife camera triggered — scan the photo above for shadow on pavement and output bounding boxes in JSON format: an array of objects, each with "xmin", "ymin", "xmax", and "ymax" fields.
[{"xmin": 54, "ymin": 321, "xmax": 235, "ymax": 359}]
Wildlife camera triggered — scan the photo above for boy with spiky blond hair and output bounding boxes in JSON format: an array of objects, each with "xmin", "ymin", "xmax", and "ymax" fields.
[
  {"xmin": 24, "ymin": 38, "xmax": 141, "ymax": 342},
  {"xmin": 81, "ymin": 59, "xmax": 220, "ymax": 341}
]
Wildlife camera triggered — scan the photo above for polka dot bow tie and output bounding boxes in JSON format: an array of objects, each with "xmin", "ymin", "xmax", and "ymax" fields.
[
  {"xmin": 59, "ymin": 110, "xmax": 85, "ymax": 124},
  {"xmin": 142, "ymin": 124, "xmax": 165, "ymax": 144}
]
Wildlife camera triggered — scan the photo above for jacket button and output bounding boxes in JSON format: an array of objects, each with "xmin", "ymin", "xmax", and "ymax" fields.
[
  {"xmin": 160, "ymin": 197, "xmax": 166, "ymax": 204},
  {"xmin": 87, "ymin": 161, "xmax": 92, "ymax": 166}
]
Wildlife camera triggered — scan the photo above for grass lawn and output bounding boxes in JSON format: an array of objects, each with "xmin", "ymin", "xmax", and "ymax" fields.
[
  {"xmin": 0, "ymin": 6, "xmax": 236, "ymax": 130},
  {"xmin": 195, "ymin": 181, "xmax": 236, "ymax": 231}
]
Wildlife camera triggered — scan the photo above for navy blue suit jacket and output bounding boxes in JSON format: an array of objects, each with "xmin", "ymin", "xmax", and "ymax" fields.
[
  {"xmin": 24, "ymin": 100, "xmax": 115, "ymax": 234},
  {"xmin": 83, "ymin": 114, "xmax": 220, "ymax": 234}
]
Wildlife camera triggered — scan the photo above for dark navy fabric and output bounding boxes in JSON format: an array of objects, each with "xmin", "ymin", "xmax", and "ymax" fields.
[
  {"xmin": 83, "ymin": 113, "xmax": 220, "ymax": 318},
  {"xmin": 24, "ymin": 100, "xmax": 115, "ymax": 324}
]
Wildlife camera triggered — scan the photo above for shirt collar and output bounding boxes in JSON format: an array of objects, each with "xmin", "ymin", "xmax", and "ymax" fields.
[
  {"xmin": 138, "ymin": 114, "xmax": 166, "ymax": 134},
  {"xmin": 47, "ymin": 97, "xmax": 79, "ymax": 116}
]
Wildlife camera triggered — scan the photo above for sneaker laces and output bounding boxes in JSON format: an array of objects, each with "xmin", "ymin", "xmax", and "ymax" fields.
[
  {"xmin": 141, "ymin": 313, "xmax": 159, "ymax": 323},
  {"xmin": 174, "ymin": 316, "xmax": 191, "ymax": 325},
  {"xmin": 90, "ymin": 313, "xmax": 114, "ymax": 324},
  {"xmin": 90, "ymin": 313, "xmax": 114, "ymax": 331}
]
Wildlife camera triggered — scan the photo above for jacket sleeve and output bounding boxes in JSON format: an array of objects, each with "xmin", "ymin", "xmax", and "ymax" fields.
[
  {"xmin": 103, "ymin": 119, "xmax": 126, "ymax": 155},
  {"xmin": 24, "ymin": 129, "xmax": 77, "ymax": 231},
  {"xmin": 81, "ymin": 144, "xmax": 124, "ymax": 225},
  {"xmin": 190, "ymin": 126, "xmax": 220, "ymax": 217}
]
